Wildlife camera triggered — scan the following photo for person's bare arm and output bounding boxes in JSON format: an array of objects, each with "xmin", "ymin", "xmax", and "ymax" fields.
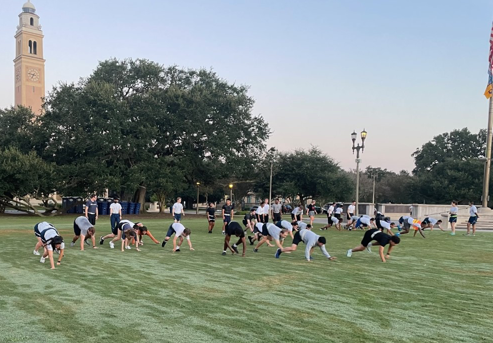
[
  {"xmin": 274, "ymin": 239, "xmax": 283, "ymax": 250},
  {"xmin": 91, "ymin": 235, "xmax": 97, "ymax": 248},
  {"xmin": 57, "ymin": 249, "xmax": 64, "ymax": 265},
  {"xmin": 231, "ymin": 210, "xmax": 234, "ymax": 221},
  {"xmin": 80, "ymin": 234, "xmax": 86, "ymax": 251},
  {"xmin": 48, "ymin": 249, "xmax": 55, "ymax": 269},
  {"xmin": 186, "ymin": 236, "xmax": 194, "ymax": 250},
  {"xmin": 172, "ymin": 235, "xmax": 178, "ymax": 251}
]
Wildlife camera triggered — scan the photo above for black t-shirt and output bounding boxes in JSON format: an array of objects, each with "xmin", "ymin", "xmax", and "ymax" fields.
[
  {"xmin": 308, "ymin": 204, "xmax": 315, "ymax": 212},
  {"xmin": 373, "ymin": 230, "xmax": 392, "ymax": 246},
  {"xmin": 226, "ymin": 222, "xmax": 245, "ymax": 237},
  {"xmin": 244, "ymin": 213, "xmax": 253, "ymax": 222},
  {"xmin": 206, "ymin": 208, "xmax": 215, "ymax": 217},
  {"xmin": 222, "ymin": 205, "xmax": 233, "ymax": 215}
]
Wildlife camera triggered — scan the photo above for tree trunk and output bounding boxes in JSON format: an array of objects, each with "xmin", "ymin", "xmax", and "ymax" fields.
[
  {"xmin": 156, "ymin": 192, "xmax": 166, "ymax": 213},
  {"xmin": 133, "ymin": 185, "xmax": 147, "ymax": 213}
]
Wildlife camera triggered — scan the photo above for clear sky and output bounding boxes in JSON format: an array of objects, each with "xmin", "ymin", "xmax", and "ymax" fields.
[{"xmin": 1, "ymin": 0, "xmax": 492, "ymax": 172}]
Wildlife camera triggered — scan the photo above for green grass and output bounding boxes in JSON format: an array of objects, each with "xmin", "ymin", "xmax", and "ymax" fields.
[{"xmin": 0, "ymin": 215, "xmax": 492, "ymax": 343}]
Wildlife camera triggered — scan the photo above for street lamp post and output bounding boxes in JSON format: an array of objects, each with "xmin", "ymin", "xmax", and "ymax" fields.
[
  {"xmin": 228, "ymin": 183, "xmax": 233, "ymax": 202},
  {"xmin": 196, "ymin": 182, "xmax": 200, "ymax": 215},
  {"xmin": 351, "ymin": 129, "xmax": 367, "ymax": 216}
]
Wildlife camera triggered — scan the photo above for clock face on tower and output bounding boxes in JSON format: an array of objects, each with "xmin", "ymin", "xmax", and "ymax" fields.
[{"xmin": 27, "ymin": 68, "xmax": 40, "ymax": 82}]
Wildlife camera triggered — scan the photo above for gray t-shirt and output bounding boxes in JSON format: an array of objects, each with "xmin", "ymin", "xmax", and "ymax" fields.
[
  {"xmin": 278, "ymin": 220, "xmax": 293, "ymax": 231},
  {"xmin": 266, "ymin": 223, "xmax": 282, "ymax": 240},
  {"xmin": 85, "ymin": 199, "xmax": 98, "ymax": 214},
  {"xmin": 75, "ymin": 216, "xmax": 93, "ymax": 236},
  {"xmin": 299, "ymin": 228, "xmax": 331, "ymax": 260},
  {"xmin": 272, "ymin": 203, "xmax": 282, "ymax": 214}
]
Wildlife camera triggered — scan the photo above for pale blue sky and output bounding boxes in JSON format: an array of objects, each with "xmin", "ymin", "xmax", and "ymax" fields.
[{"xmin": 1, "ymin": 0, "xmax": 492, "ymax": 172}]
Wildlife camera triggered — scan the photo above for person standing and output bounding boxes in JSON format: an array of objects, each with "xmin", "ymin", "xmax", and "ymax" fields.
[
  {"xmin": 307, "ymin": 200, "xmax": 317, "ymax": 226},
  {"xmin": 347, "ymin": 201, "xmax": 356, "ymax": 222},
  {"xmin": 172, "ymin": 197, "xmax": 184, "ymax": 223},
  {"xmin": 206, "ymin": 202, "xmax": 216, "ymax": 234},
  {"xmin": 449, "ymin": 201, "xmax": 459, "ymax": 236},
  {"xmin": 85, "ymin": 194, "xmax": 98, "ymax": 225},
  {"xmin": 466, "ymin": 201, "xmax": 479, "ymax": 236},
  {"xmin": 71, "ymin": 216, "xmax": 97, "ymax": 251},
  {"xmin": 263, "ymin": 198, "xmax": 270, "ymax": 223},
  {"xmin": 100, "ymin": 197, "xmax": 122, "ymax": 244},
  {"xmin": 256, "ymin": 202, "xmax": 265, "ymax": 223},
  {"xmin": 222, "ymin": 199, "xmax": 234, "ymax": 234},
  {"xmin": 271, "ymin": 198, "xmax": 282, "ymax": 223}
]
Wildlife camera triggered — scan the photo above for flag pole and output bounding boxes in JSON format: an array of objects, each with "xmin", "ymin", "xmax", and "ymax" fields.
[{"xmin": 482, "ymin": 96, "xmax": 493, "ymax": 209}]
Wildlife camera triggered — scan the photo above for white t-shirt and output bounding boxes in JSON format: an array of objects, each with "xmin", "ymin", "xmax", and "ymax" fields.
[
  {"xmin": 469, "ymin": 206, "xmax": 478, "ymax": 216},
  {"xmin": 450, "ymin": 206, "xmax": 458, "ymax": 215},
  {"xmin": 335, "ymin": 207, "xmax": 343, "ymax": 214},
  {"xmin": 278, "ymin": 220, "xmax": 293, "ymax": 232},
  {"xmin": 110, "ymin": 203, "xmax": 122, "ymax": 215},
  {"xmin": 257, "ymin": 206, "xmax": 265, "ymax": 215},
  {"xmin": 359, "ymin": 216, "xmax": 371, "ymax": 225},
  {"xmin": 172, "ymin": 223, "xmax": 186, "ymax": 236},
  {"xmin": 427, "ymin": 217, "xmax": 438, "ymax": 226},
  {"xmin": 266, "ymin": 223, "xmax": 282, "ymax": 240},
  {"xmin": 272, "ymin": 203, "xmax": 282, "ymax": 213},
  {"xmin": 379, "ymin": 221, "xmax": 391, "ymax": 230},
  {"xmin": 43, "ymin": 229, "xmax": 65, "ymax": 251},
  {"xmin": 328, "ymin": 205, "xmax": 334, "ymax": 214},
  {"xmin": 348, "ymin": 205, "xmax": 355, "ymax": 213},
  {"xmin": 292, "ymin": 207, "xmax": 302, "ymax": 215},
  {"xmin": 263, "ymin": 204, "xmax": 270, "ymax": 213},
  {"xmin": 173, "ymin": 202, "xmax": 183, "ymax": 214},
  {"xmin": 255, "ymin": 222, "xmax": 265, "ymax": 231},
  {"xmin": 297, "ymin": 221, "xmax": 307, "ymax": 230}
]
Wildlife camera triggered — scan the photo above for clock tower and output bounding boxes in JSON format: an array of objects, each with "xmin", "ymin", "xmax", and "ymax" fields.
[{"xmin": 14, "ymin": 1, "xmax": 45, "ymax": 115}]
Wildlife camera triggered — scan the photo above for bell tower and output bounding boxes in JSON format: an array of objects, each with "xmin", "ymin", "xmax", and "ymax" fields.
[{"xmin": 14, "ymin": 1, "xmax": 45, "ymax": 115}]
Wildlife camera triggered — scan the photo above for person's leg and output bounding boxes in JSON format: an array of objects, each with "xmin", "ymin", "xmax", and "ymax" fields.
[
  {"xmin": 110, "ymin": 230, "xmax": 122, "ymax": 243},
  {"xmin": 466, "ymin": 222, "xmax": 471, "ymax": 235},
  {"xmin": 145, "ymin": 230, "xmax": 160, "ymax": 244},
  {"xmin": 34, "ymin": 237, "xmax": 43, "ymax": 253},
  {"xmin": 472, "ymin": 222, "xmax": 476, "ymax": 235},
  {"xmin": 282, "ymin": 244, "xmax": 298, "ymax": 253},
  {"xmin": 349, "ymin": 244, "xmax": 366, "ymax": 252},
  {"xmin": 254, "ymin": 236, "xmax": 268, "ymax": 249},
  {"xmin": 223, "ymin": 236, "xmax": 231, "ymax": 253}
]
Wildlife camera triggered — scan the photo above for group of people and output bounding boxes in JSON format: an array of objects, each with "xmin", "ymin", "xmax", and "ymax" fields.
[{"xmin": 32, "ymin": 196, "xmax": 479, "ymax": 269}]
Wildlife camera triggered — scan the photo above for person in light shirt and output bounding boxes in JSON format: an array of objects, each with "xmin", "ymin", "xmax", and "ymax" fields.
[
  {"xmin": 291, "ymin": 204, "xmax": 303, "ymax": 222},
  {"xmin": 466, "ymin": 201, "xmax": 479, "ymax": 236},
  {"xmin": 320, "ymin": 203, "xmax": 335, "ymax": 230},
  {"xmin": 448, "ymin": 201, "xmax": 459, "ymax": 236},
  {"xmin": 421, "ymin": 217, "xmax": 444, "ymax": 232},
  {"xmin": 256, "ymin": 202, "xmax": 265, "ymax": 223},
  {"xmin": 99, "ymin": 197, "xmax": 123, "ymax": 245},
  {"xmin": 271, "ymin": 199, "xmax": 282, "ymax": 223},
  {"xmin": 275, "ymin": 228, "xmax": 337, "ymax": 262},
  {"xmin": 398, "ymin": 216, "xmax": 425, "ymax": 238},
  {"xmin": 347, "ymin": 201, "xmax": 356, "ymax": 221},
  {"xmin": 263, "ymin": 198, "xmax": 270, "ymax": 223},
  {"xmin": 172, "ymin": 197, "xmax": 184, "ymax": 223}
]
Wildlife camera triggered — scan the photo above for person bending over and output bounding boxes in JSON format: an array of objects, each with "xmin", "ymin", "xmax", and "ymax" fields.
[
  {"xmin": 275, "ymin": 228, "xmax": 336, "ymax": 262},
  {"xmin": 222, "ymin": 221, "xmax": 246, "ymax": 257},
  {"xmin": 161, "ymin": 222, "xmax": 194, "ymax": 252},
  {"xmin": 346, "ymin": 228, "xmax": 400, "ymax": 262}
]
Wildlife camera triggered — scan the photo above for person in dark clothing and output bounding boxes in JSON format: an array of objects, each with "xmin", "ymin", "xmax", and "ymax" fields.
[{"xmin": 346, "ymin": 228, "xmax": 400, "ymax": 262}]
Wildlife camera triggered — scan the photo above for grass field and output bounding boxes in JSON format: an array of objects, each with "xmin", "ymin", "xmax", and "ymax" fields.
[{"xmin": 0, "ymin": 214, "xmax": 492, "ymax": 343}]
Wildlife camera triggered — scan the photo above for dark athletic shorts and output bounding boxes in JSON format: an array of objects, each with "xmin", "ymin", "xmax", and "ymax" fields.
[
  {"xmin": 166, "ymin": 224, "xmax": 176, "ymax": 238},
  {"xmin": 73, "ymin": 220, "xmax": 81, "ymax": 236},
  {"xmin": 261, "ymin": 224, "xmax": 269, "ymax": 237},
  {"xmin": 273, "ymin": 213, "xmax": 281, "ymax": 222},
  {"xmin": 361, "ymin": 229, "xmax": 378, "ymax": 247},
  {"xmin": 223, "ymin": 216, "xmax": 231, "ymax": 224},
  {"xmin": 292, "ymin": 231, "xmax": 302, "ymax": 245},
  {"xmin": 449, "ymin": 216, "xmax": 457, "ymax": 223}
]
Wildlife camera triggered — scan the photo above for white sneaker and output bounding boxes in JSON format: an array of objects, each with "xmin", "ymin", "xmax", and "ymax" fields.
[
  {"xmin": 33, "ymin": 250, "xmax": 40, "ymax": 256},
  {"xmin": 40, "ymin": 257, "xmax": 45, "ymax": 263},
  {"xmin": 109, "ymin": 242, "xmax": 114, "ymax": 249},
  {"xmin": 125, "ymin": 246, "xmax": 131, "ymax": 250},
  {"xmin": 346, "ymin": 249, "xmax": 352, "ymax": 257},
  {"xmin": 366, "ymin": 243, "xmax": 372, "ymax": 253},
  {"xmin": 70, "ymin": 242, "xmax": 75, "ymax": 247},
  {"xmin": 139, "ymin": 242, "xmax": 143, "ymax": 246}
]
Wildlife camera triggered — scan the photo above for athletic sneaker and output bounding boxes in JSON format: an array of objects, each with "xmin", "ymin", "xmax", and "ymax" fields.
[
  {"xmin": 70, "ymin": 242, "xmax": 75, "ymax": 247},
  {"xmin": 109, "ymin": 241, "xmax": 115, "ymax": 249},
  {"xmin": 450, "ymin": 232, "xmax": 456, "ymax": 236},
  {"xmin": 232, "ymin": 245, "xmax": 239, "ymax": 254},
  {"xmin": 33, "ymin": 250, "xmax": 40, "ymax": 256},
  {"xmin": 346, "ymin": 249, "xmax": 352, "ymax": 257},
  {"xmin": 125, "ymin": 246, "xmax": 131, "ymax": 250},
  {"xmin": 161, "ymin": 240, "xmax": 166, "ymax": 247},
  {"xmin": 175, "ymin": 248, "xmax": 181, "ymax": 252},
  {"xmin": 139, "ymin": 242, "xmax": 144, "ymax": 246},
  {"xmin": 275, "ymin": 248, "xmax": 282, "ymax": 258},
  {"xmin": 40, "ymin": 257, "xmax": 45, "ymax": 263},
  {"xmin": 248, "ymin": 236, "xmax": 254, "ymax": 245},
  {"xmin": 366, "ymin": 243, "xmax": 372, "ymax": 253},
  {"xmin": 221, "ymin": 251, "xmax": 226, "ymax": 256},
  {"xmin": 222, "ymin": 231, "xmax": 226, "ymax": 235},
  {"xmin": 463, "ymin": 233, "xmax": 470, "ymax": 236},
  {"xmin": 309, "ymin": 256, "xmax": 313, "ymax": 261},
  {"xmin": 253, "ymin": 248, "xmax": 258, "ymax": 253},
  {"xmin": 99, "ymin": 236, "xmax": 104, "ymax": 245},
  {"xmin": 208, "ymin": 231, "xmax": 212, "ymax": 234}
]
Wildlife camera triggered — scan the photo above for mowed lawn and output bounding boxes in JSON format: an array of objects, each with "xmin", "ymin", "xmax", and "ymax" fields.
[{"xmin": 0, "ymin": 215, "xmax": 492, "ymax": 343}]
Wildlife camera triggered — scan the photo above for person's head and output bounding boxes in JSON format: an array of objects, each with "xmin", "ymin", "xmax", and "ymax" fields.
[
  {"xmin": 90, "ymin": 194, "xmax": 97, "ymax": 201},
  {"xmin": 352, "ymin": 201, "xmax": 356, "ymax": 205},
  {"xmin": 280, "ymin": 229, "xmax": 289, "ymax": 238},
  {"xmin": 437, "ymin": 219, "xmax": 443, "ymax": 224},
  {"xmin": 259, "ymin": 202, "xmax": 264, "ymax": 207},
  {"xmin": 264, "ymin": 198, "xmax": 269, "ymax": 204},
  {"xmin": 183, "ymin": 228, "xmax": 191, "ymax": 236},
  {"xmin": 87, "ymin": 227, "xmax": 95, "ymax": 237},
  {"xmin": 306, "ymin": 224, "xmax": 312, "ymax": 230},
  {"xmin": 299, "ymin": 204, "xmax": 303, "ymax": 209},
  {"xmin": 51, "ymin": 236, "xmax": 63, "ymax": 250},
  {"xmin": 177, "ymin": 197, "xmax": 182, "ymax": 203},
  {"xmin": 113, "ymin": 197, "xmax": 119, "ymax": 203},
  {"xmin": 233, "ymin": 227, "xmax": 243, "ymax": 237},
  {"xmin": 291, "ymin": 221, "xmax": 299, "ymax": 229},
  {"xmin": 317, "ymin": 236, "xmax": 326, "ymax": 246},
  {"xmin": 250, "ymin": 208, "xmax": 256, "ymax": 214},
  {"xmin": 390, "ymin": 222, "xmax": 396, "ymax": 228},
  {"xmin": 332, "ymin": 202, "xmax": 336, "ymax": 205},
  {"xmin": 125, "ymin": 230, "xmax": 136, "ymax": 240},
  {"xmin": 138, "ymin": 226, "xmax": 148, "ymax": 234},
  {"xmin": 275, "ymin": 198, "xmax": 279, "ymax": 204},
  {"xmin": 390, "ymin": 236, "xmax": 401, "ymax": 246},
  {"xmin": 209, "ymin": 202, "xmax": 215, "ymax": 207},
  {"xmin": 226, "ymin": 199, "xmax": 231, "ymax": 205},
  {"xmin": 312, "ymin": 200, "xmax": 316, "ymax": 204},
  {"xmin": 370, "ymin": 218, "xmax": 375, "ymax": 223},
  {"xmin": 469, "ymin": 201, "xmax": 474, "ymax": 206},
  {"xmin": 451, "ymin": 200, "xmax": 457, "ymax": 206}
]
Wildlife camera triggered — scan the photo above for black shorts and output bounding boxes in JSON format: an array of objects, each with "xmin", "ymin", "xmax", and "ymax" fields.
[
  {"xmin": 334, "ymin": 213, "xmax": 341, "ymax": 220},
  {"xmin": 208, "ymin": 215, "xmax": 215, "ymax": 222},
  {"xmin": 361, "ymin": 229, "xmax": 378, "ymax": 247},
  {"xmin": 327, "ymin": 216, "xmax": 333, "ymax": 225},
  {"xmin": 273, "ymin": 213, "xmax": 281, "ymax": 222},
  {"xmin": 242, "ymin": 219, "xmax": 248, "ymax": 226},
  {"xmin": 422, "ymin": 218, "xmax": 430, "ymax": 225},
  {"xmin": 347, "ymin": 213, "xmax": 353, "ymax": 220},
  {"xmin": 292, "ymin": 231, "xmax": 302, "ymax": 245},
  {"xmin": 87, "ymin": 213, "xmax": 96, "ymax": 225},
  {"xmin": 291, "ymin": 214, "xmax": 301, "ymax": 221},
  {"xmin": 73, "ymin": 220, "xmax": 81, "ymax": 236},
  {"xmin": 111, "ymin": 226, "xmax": 118, "ymax": 235},
  {"xmin": 261, "ymin": 224, "xmax": 269, "ymax": 237},
  {"xmin": 253, "ymin": 226, "xmax": 261, "ymax": 234},
  {"xmin": 264, "ymin": 214, "xmax": 269, "ymax": 223}
]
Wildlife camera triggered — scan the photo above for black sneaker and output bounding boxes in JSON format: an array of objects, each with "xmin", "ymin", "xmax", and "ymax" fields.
[
  {"xmin": 175, "ymin": 248, "xmax": 181, "ymax": 252},
  {"xmin": 221, "ymin": 251, "xmax": 226, "ymax": 256},
  {"xmin": 275, "ymin": 248, "xmax": 282, "ymax": 258},
  {"xmin": 99, "ymin": 236, "xmax": 104, "ymax": 245},
  {"xmin": 253, "ymin": 248, "xmax": 258, "ymax": 253},
  {"xmin": 248, "ymin": 236, "xmax": 253, "ymax": 245},
  {"xmin": 208, "ymin": 231, "xmax": 212, "ymax": 234},
  {"xmin": 161, "ymin": 240, "xmax": 166, "ymax": 247},
  {"xmin": 232, "ymin": 245, "xmax": 239, "ymax": 254}
]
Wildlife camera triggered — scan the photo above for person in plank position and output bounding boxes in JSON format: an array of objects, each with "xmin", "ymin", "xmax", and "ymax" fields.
[
  {"xmin": 222, "ymin": 221, "xmax": 246, "ymax": 257},
  {"xmin": 346, "ymin": 228, "xmax": 400, "ymax": 262},
  {"xmin": 275, "ymin": 227, "xmax": 337, "ymax": 262},
  {"xmin": 253, "ymin": 223, "xmax": 289, "ymax": 252}
]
